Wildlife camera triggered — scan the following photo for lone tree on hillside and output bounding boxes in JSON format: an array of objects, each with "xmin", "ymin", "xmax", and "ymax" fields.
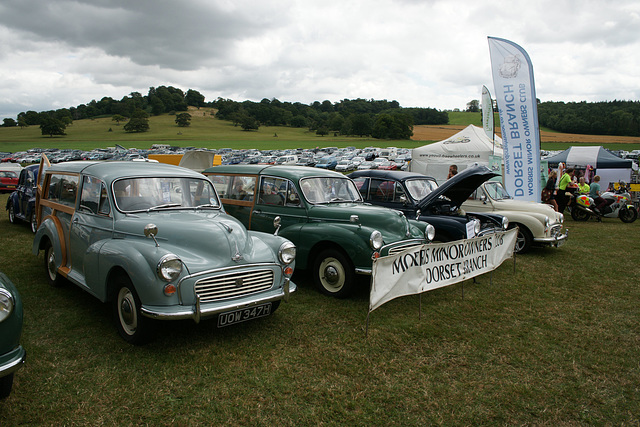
[
  {"xmin": 112, "ymin": 114, "xmax": 127, "ymax": 125},
  {"xmin": 2, "ymin": 118, "xmax": 17, "ymax": 127},
  {"xmin": 175, "ymin": 112, "xmax": 192, "ymax": 127},
  {"xmin": 466, "ymin": 99, "xmax": 480, "ymax": 112},
  {"xmin": 40, "ymin": 116, "xmax": 67, "ymax": 137},
  {"xmin": 240, "ymin": 116, "xmax": 259, "ymax": 131},
  {"xmin": 124, "ymin": 109, "xmax": 150, "ymax": 133}
]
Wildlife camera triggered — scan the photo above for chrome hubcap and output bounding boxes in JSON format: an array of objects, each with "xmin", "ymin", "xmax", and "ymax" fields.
[
  {"xmin": 47, "ymin": 249, "xmax": 56, "ymax": 280},
  {"xmin": 324, "ymin": 265, "xmax": 339, "ymax": 285},
  {"xmin": 118, "ymin": 288, "xmax": 137, "ymax": 335},
  {"xmin": 319, "ymin": 257, "xmax": 345, "ymax": 291}
]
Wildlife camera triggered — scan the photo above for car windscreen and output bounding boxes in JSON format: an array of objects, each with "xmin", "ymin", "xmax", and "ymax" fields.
[
  {"xmin": 484, "ymin": 181, "xmax": 511, "ymax": 200},
  {"xmin": 113, "ymin": 177, "xmax": 220, "ymax": 212},
  {"xmin": 300, "ymin": 177, "xmax": 362, "ymax": 204},
  {"xmin": 405, "ymin": 178, "xmax": 438, "ymax": 201}
]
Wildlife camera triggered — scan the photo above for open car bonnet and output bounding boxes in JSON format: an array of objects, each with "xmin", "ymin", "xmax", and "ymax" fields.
[{"xmin": 416, "ymin": 165, "xmax": 498, "ymax": 210}]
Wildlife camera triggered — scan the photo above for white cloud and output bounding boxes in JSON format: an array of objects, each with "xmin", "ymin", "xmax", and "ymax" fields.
[{"xmin": 1, "ymin": 0, "xmax": 639, "ymax": 118}]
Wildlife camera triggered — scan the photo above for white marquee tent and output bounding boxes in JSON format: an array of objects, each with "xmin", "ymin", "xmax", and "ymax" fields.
[
  {"xmin": 409, "ymin": 125, "xmax": 503, "ymax": 183},
  {"xmin": 545, "ymin": 146, "xmax": 633, "ymax": 186}
]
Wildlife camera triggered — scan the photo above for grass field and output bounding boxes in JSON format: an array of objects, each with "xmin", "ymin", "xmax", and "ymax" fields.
[
  {"xmin": 2, "ymin": 110, "xmax": 640, "ymax": 153},
  {"xmin": 1, "ymin": 191, "xmax": 639, "ymax": 425}
]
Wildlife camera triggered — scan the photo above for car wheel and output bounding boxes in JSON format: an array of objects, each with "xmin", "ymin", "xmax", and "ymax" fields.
[
  {"xmin": 571, "ymin": 207, "xmax": 589, "ymax": 222},
  {"xmin": 8, "ymin": 204, "xmax": 15, "ymax": 224},
  {"xmin": 0, "ymin": 373, "xmax": 14, "ymax": 399},
  {"xmin": 619, "ymin": 207, "xmax": 637, "ymax": 223},
  {"xmin": 30, "ymin": 210, "xmax": 38, "ymax": 233},
  {"xmin": 43, "ymin": 240, "xmax": 63, "ymax": 287},
  {"xmin": 313, "ymin": 248, "xmax": 354, "ymax": 298},
  {"xmin": 113, "ymin": 276, "xmax": 152, "ymax": 345},
  {"xmin": 512, "ymin": 225, "xmax": 532, "ymax": 254}
]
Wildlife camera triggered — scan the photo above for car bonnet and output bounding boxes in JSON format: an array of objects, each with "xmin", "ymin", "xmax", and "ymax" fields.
[{"xmin": 416, "ymin": 166, "xmax": 498, "ymax": 210}]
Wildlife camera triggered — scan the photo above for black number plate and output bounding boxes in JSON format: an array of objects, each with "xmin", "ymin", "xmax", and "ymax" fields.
[{"xmin": 217, "ymin": 303, "xmax": 272, "ymax": 327}]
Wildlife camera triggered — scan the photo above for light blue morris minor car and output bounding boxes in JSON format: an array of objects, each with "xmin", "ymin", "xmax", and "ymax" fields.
[{"xmin": 32, "ymin": 159, "xmax": 296, "ymax": 344}]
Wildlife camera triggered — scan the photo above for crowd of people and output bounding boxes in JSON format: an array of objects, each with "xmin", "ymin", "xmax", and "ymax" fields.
[{"xmin": 541, "ymin": 163, "xmax": 612, "ymax": 214}]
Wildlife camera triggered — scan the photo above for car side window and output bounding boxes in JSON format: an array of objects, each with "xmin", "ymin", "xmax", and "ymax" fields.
[
  {"xmin": 47, "ymin": 174, "xmax": 79, "ymax": 207},
  {"xmin": 98, "ymin": 183, "xmax": 111, "ymax": 215},
  {"xmin": 229, "ymin": 176, "xmax": 256, "ymax": 201},
  {"xmin": 210, "ymin": 175, "xmax": 231, "ymax": 199},
  {"xmin": 18, "ymin": 170, "xmax": 28, "ymax": 186},
  {"xmin": 258, "ymin": 177, "xmax": 285, "ymax": 206},
  {"xmin": 392, "ymin": 182, "xmax": 406, "ymax": 202},
  {"xmin": 80, "ymin": 176, "xmax": 110, "ymax": 216},
  {"xmin": 469, "ymin": 187, "xmax": 483, "ymax": 201},
  {"xmin": 284, "ymin": 181, "xmax": 301, "ymax": 207},
  {"xmin": 351, "ymin": 177, "xmax": 369, "ymax": 200},
  {"xmin": 370, "ymin": 179, "xmax": 395, "ymax": 203}
]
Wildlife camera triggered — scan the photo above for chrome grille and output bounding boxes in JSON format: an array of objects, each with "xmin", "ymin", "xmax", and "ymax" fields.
[
  {"xmin": 195, "ymin": 269, "xmax": 274, "ymax": 302},
  {"xmin": 387, "ymin": 242, "xmax": 422, "ymax": 256},
  {"xmin": 550, "ymin": 224, "xmax": 563, "ymax": 237}
]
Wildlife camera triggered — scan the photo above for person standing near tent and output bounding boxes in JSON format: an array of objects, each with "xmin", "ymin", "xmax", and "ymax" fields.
[
  {"xmin": 557, "ymin": 167, "xmax": 576, "ymax": 213},
  {"xmin": 589, "ymin": 175, "xmax": 611, "ymax": 213},
  {"xmin": 447, "ymin": 165, "xmax": 458, "ymax": 179},
  {"xmin": 542, "ymin": 170, "xmax": 558, "ymax": 211},
  {"xmin": 578, "ymin": 176, "xmax": 590, "ymax": 195}
]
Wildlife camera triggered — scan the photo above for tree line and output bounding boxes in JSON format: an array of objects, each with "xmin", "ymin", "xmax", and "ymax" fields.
[
  {"xmin": 212, "ymin": 97, "xmax": 447, "ymax": 138},
  {"xmin": 1, "ymin": 86, "xmax": 448, "ymax": 139},
  {"xmin": 536, "ymin": 100, "xmax": 640, "ymax": 137}
]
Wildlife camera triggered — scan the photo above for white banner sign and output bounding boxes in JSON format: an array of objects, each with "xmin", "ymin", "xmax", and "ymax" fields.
[
  {"xmin": 488, "ymin": 37, "xmax": 541, "ymax": 202},
  {"xmin": 369, "ymin": 229, "xmax": 517, "ymax": 312},
  {"xmin": 481, "ymin": 85, "xmax": 495, "ymax": 142}
]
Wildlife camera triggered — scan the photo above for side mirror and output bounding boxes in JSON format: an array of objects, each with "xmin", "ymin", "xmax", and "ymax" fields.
[
  {"xmin": 350, "ymin": 214, "xmax": 360, "ymax": 224},
  {"xmin": 144, "ymin": 223, "xmax": 159, "ymax": 247},
  {"xmin": 480, "ymin": 194, "xmax": 487, "ymax": 203},
  {"xmin": 273, "ymin": 216, "xmax": 281, "ymax": 236}
]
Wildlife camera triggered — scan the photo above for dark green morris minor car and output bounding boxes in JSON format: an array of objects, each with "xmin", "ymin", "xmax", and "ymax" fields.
[
  {"xmin": 0, "ymin": 272, "xmax": 25, "ymax": 399},
  {"xmin": 203, "ymin": 165, "xmax": 435, "ymax": 298},
  {"xmin": 32, "ymin": 159, "xmax": 296, "ymax": 344}
]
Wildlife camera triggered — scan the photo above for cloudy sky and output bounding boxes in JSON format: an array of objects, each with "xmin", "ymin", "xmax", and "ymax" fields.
[{"xmin": 1, "ymin": 0, "xmax": 639, "ymax": 119}]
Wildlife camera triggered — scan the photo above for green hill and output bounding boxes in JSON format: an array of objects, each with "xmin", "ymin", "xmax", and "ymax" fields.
[{"xmin": 1, "ymin": 108, "xmax": 431, "ymax": 153}]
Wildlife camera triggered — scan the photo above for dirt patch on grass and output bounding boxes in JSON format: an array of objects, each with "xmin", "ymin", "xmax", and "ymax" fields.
[{"xmin": 412, "ymin": 125, "xmax": 640, "ymax": 144}]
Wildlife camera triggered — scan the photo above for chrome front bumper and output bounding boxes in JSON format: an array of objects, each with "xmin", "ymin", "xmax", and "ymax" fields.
[
  {"xmin": 140, "ymin": 279, "xmax": 295, "ymax": 323},
  {"xmin": 534, "ymin": 229, "xmax": 569, "ymax": 247},
  {"xmin": 0, "ymin": 345, "xmax": 26, "ymax": 378}
]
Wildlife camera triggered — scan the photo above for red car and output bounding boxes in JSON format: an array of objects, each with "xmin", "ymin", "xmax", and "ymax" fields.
[
  {"xmin": 0, "ymin": 168, "xmax": 19, "ymax": 193},
  {"xmin": 374, "ymin": 159, "xmax": 398, "ymax": 170}
]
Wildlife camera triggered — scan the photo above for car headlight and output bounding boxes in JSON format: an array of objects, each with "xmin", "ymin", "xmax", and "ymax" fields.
[
  {"xmin": 544, "ymin": 216, "xmax": 550, "ymax": 230},
  {"xmin": 502, "ymin": 216, "xmax": 509, "ymax": 230},
  {"xmin": 278, "ymin": 241, "xmax": 296, "ymax": 265},
  {"xmin": 474, "ymin": 219, "xmax": 481, "ymax": 235},
  {"xmin": 425, "ymin": 223, "xmax": 435, "ymax": 242},
  {"xmin": 559, "ymin": 213, "xmax": 564, "ymax": 223},
  {"xmin": 0, "ymin": 288, "xmax": 14, "ymax": 322},
  {"xmin": 157, "ymin": 254, "xmax": 183, "ymax": 281},
  {"xmin": 370, "ymin": 230, "xmax": 383, "ymax": 250}
]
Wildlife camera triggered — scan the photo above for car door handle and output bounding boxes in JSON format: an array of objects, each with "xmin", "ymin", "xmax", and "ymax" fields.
[{"xmin": 252, "ymin": 210, "xmax": 261, "ymax": 215}]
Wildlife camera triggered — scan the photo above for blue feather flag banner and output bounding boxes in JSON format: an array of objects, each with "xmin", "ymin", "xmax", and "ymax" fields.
[{"xmin": 488, "ymin": 37, "xmax": 541, "ymax": 202}]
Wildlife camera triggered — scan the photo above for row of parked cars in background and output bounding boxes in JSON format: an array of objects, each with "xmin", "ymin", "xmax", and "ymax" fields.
[
  {"xmin": 1, "ymin": 148, "xmax": 568, "ymax": 396},
  {"xmin": 1, "ymin": 146, "xmax": 413, "ymax": 171}
]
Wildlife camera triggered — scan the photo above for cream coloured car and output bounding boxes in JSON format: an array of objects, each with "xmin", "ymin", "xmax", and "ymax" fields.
[{"xmin": 462, "ymin": 180, "xmax": 568, "ymax": 253}]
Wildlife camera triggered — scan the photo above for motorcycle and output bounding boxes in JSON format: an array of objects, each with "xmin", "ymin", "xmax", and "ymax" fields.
[{"xmin": 570, "ymin": 182, "xmax": 638, "ymax": 223}]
